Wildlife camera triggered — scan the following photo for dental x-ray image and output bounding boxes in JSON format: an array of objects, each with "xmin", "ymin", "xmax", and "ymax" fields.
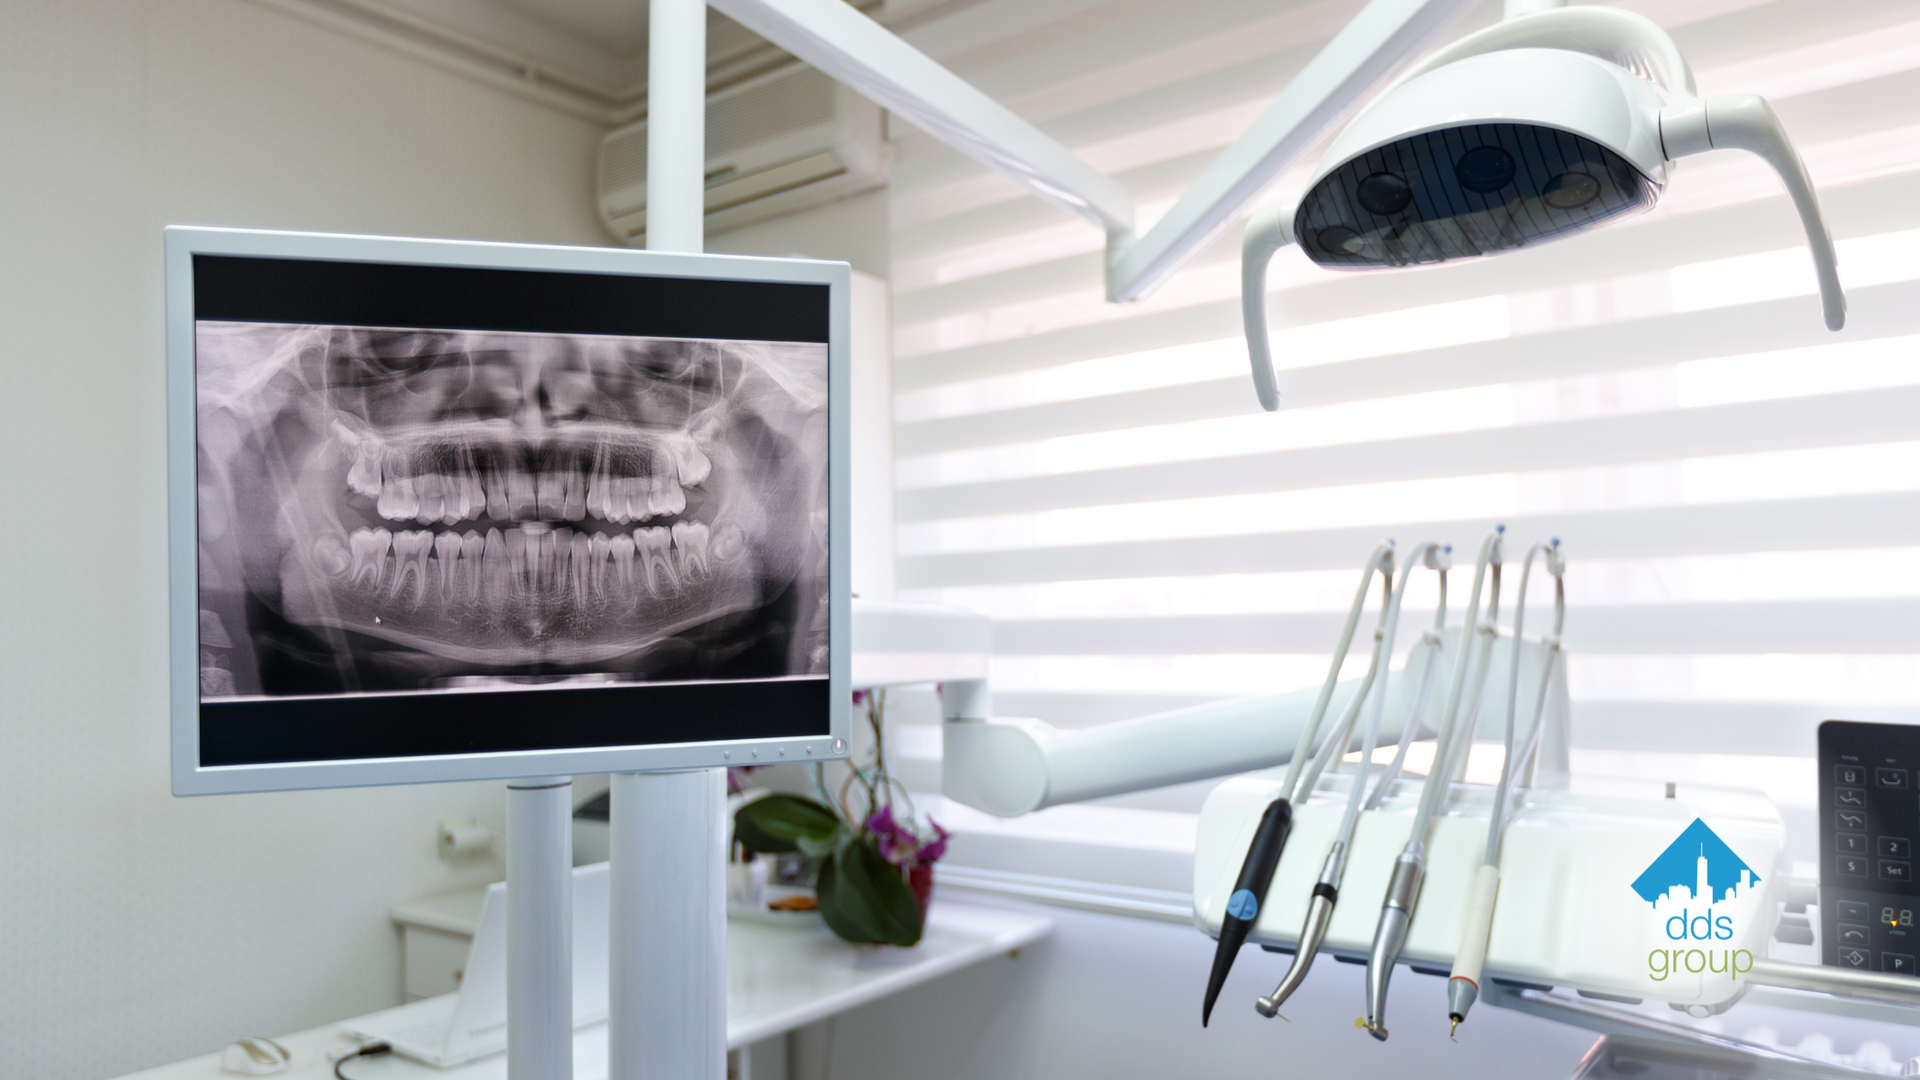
[{"xmin": 194, "ymin": 321, "xmax": 829, "ymax": 700}]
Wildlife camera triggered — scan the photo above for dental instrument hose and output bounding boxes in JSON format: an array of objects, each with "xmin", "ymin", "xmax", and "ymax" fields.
[
  {"xmin": 1201, "ymin": 544, "xmax": 1393, "ymax": 1025},
  {"xmin": 1448, "ymin": 540, "xmax": 1565, "ymax": 1036},
  {"xmin": 1362, "ymin": 528, "xmax": 1504, "ymax": 1041},
  {"xmin": 1365, "ymin": 547, "xmax": 1450, "ymax": 813},
  {"xmin": 1256, "ymin": 546, "xmax": 1418, "ymax": 1020}
]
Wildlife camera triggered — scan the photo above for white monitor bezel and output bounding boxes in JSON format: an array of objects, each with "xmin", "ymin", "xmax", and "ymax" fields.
[{"xmin": 166, "ymin": 226, "xmax": 851, "ymax": 795}]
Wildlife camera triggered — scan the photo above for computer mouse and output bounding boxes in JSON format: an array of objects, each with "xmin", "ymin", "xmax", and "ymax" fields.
[{"xmin": 219, "ymin": 1038, "xmax": 290, "ymax": 1075}]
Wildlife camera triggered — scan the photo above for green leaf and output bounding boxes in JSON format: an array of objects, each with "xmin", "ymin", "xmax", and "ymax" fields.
[
  {"xmin": 816, "ymin": 835, "xmax": 924, "ymax": 948},
  {"xmin": 735, "ymin": 794, "xmax": 842, "ymax": 854}
]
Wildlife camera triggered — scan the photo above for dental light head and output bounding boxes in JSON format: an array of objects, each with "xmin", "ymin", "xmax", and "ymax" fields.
[{"xmin": 1243, "ymin": 6, "xmax": 1846, "ymax": 412}]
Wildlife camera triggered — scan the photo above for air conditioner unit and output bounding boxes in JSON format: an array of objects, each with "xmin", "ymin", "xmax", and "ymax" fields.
[{"xmin": 598, "ymin": 64, "xmax": 888, "ymax": 244}]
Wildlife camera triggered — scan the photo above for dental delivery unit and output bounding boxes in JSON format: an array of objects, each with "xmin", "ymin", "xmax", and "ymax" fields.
[{"xmin": 708, "ymin": 0, "xmax": 1891, "ymax": 1058}]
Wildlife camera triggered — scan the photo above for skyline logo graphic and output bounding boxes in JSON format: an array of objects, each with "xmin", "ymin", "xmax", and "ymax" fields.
[
  {"xmin": 1635, "ymin": 817, "xmax": 1759, "ymax": 983},
  {"xmin": 1631, "ymin": 817, "xmax": 1760, "ymax": 906}
]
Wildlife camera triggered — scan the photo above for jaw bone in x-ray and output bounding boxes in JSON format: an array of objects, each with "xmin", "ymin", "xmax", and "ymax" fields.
[{"xmin": 194, "ymin": 322, "xmax": 829, "ymax": 698}]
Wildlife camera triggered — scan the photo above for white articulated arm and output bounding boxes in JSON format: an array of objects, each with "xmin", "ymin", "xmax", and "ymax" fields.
[
  {"xmin": 1241, "ymin": 205, "xmax": 1294, "ymax": 412},
  {"xmin": 942, "ymin": 629, "xmax": 1568, "ymax": 817},
  {"xmin": 1662, "ymin": 95, "xmax": 1845, "ymax": 330}
]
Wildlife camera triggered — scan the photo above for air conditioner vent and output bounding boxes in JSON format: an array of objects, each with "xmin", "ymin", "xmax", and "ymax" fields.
[
  {"xmin": 600, "ymin": 130, "xmax": 647, "ymax": 198},
  {"xmin": 597, "ymin": 64, "xmax": 887, "ymax": 244},
  {"xmin": 708, "ymin": 67, "xmax": 839, "ymax": 159}
]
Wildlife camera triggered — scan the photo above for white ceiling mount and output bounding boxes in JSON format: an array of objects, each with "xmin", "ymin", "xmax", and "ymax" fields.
[
  {"xmin": 708, "ymin": 0, "xmax": 1135, "ymax": 236},
  {"xmin": 708, "ymin": 0, "xmax": 1483, "ymax": 303}
]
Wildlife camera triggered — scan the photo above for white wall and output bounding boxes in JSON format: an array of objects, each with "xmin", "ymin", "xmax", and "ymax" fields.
[{"xmin": 0, "ymin": 3, "xmax": 610, "ymax": 1077}]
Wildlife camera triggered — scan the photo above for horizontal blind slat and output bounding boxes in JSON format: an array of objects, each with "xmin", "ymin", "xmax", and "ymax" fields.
[
  {"xmin": 896, "ymin": 277, "xmax": 1920, "ymax": 455},
  {"xmin": 989, "ymin": 599, "xmax": 1920, "ymax": 655},
  {"xmin": 897, "ymin": 383, "xmax": 1920, "ymax": 521},
  {"xmin": 982, "ymin": 693, "xmax": 1907, "ymax": 756},
  {"xmin": 898, "ymin": 491, "xmax": 1920, "ymax": 586}
]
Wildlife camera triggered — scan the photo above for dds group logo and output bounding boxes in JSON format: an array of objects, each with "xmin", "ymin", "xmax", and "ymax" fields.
[{"xmin": 1632, "ymin": 818, "xmax": 1759, "ymax": 983}]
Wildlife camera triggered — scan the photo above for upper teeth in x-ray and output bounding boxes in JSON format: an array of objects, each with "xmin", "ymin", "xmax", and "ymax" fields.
[{"xmin": 194, "ymin": 322, "xmax": 828, "ymax": 692}]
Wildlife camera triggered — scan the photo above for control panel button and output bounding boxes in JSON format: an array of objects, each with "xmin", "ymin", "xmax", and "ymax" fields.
[
  {"xmin": 1840, "ymin": 946, "xmax": 1870, "ymax": 967},
  {"xmin": 1841, "ymin": 900, "xmax": 1872, "ymax": 923},
  {"xmin": 1837, "ymin": 765, "xmax": 1865, "ymax": 785},
  {"xmin": 1838, "ymin": 832, "xmax": 1868, "ymax": 854},
  {"xmin": 1839, "ymin": 855, "xmax": 1869, "ymax": 877},
  {"xmin": 1838, "ymin": 923, "xmax": 1871, "ymax": 946},
  {"xmin": 1839, "ymin": 810, "xmax": 1867, "ymax": 831},
  {"xmin": 1879, "ymin": 768, "xmax": 1910, "ymax": 789},
  {"xmin": 1881, "ymin": 837, "xmax": 1913, "ymax": 858},
  {"xmin": 1880, "ymin": 860, "xmax": 1913, "ymax": 883},
  {"xmin": 1838, "ymin": 788, "xmax": 1868, "ymax": 807},
  {"xmin": 1885, "ymin": 953, "xmax": 1916, "ymax": 976}
]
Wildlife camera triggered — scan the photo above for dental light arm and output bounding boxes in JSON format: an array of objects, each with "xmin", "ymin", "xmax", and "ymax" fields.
[
  {"xmin": 1660, "ymin": 95, "xmax": 1845, "ymax": 331},
  {"xmin": 708, "ymin": 0, "xmax": 1482, "ymax": 302}
]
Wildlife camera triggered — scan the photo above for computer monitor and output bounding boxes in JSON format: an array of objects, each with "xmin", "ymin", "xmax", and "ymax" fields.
[{"xmin": 166, "ymin": 227, "xmax": 849, "ymax": 794}]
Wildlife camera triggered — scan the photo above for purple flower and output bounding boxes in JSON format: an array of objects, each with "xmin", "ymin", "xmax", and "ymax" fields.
[
  {"xmin": 918, "ymin": 819, "xmax": 951, "ymax": 865},
  {"xmin": 852, "ymin": 689, "xmax": 868, "ymax": 705},
  {"xmin": 863, "ymin": 805, "xmax": 950, "ymax": 867}
]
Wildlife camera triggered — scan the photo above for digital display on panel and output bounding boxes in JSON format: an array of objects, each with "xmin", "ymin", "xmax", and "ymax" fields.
[{"xmin": 179, "ymin": 249, "xmax": 840, "ymax": 776}]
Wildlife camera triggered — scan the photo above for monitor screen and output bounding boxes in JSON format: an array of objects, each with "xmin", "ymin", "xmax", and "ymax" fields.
[{"xmin": 167, "ymin": 229, "xmax": 849, "ymax": 793}]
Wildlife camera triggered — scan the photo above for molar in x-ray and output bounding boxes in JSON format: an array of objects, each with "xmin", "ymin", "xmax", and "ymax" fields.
[{"xmin": 194, "ymin": 322, "xmax": 828, "ymax": 696}]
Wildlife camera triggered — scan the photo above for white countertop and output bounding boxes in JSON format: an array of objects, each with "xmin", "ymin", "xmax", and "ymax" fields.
[{"xmin": 116, "ymin": 900, "xmax": 1052, "ymax": 1080}]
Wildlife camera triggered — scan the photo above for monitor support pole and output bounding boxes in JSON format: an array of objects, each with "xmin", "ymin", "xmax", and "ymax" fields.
[
  {"xmin": 506, "ymin": 777, "xmax": 574, "ymax": 1080},
  {"xmin": 609, "ymin": 3, "xmax": 730, "ymax": 1078}
]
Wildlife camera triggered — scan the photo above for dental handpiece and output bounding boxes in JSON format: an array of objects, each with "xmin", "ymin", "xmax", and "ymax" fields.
[
  {"xmin": 1449, "ymin": 541, "xmax": 1565, "ymax": 1036},
  {"xmin": 1349, "ymin": 543, "xmax": 1447, "ymax": 1041},
  {"xmin": 1256, "ymin": 551, "xmax": 1412, "ymax": 1019},
  {"xmin": 1201, "ymin": 544, "xmax": 1392, "ymax": 1026},
  {"xmin": 1362, "ymin": 529, "xmax": 1504, "ymax": 1040}
]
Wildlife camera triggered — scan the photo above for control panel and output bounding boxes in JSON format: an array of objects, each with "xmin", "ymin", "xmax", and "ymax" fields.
[{"xmin": 1819, "ymin": 720, "xmax": 1920, "ymax": 975}]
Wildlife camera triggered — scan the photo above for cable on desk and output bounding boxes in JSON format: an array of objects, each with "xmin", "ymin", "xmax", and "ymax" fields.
[{"xmin": 334, "ymin": 1041, "xmax": 391, "ymax": 1080}]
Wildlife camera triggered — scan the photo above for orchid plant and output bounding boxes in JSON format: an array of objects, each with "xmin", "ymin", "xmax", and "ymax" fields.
[{"xmin": 733, "ymin": 689, "xmax": 949, "ymax": 947}]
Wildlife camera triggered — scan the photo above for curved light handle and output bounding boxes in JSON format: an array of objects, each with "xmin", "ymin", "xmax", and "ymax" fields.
[
  {"xmin": 1241, "ymin": 204, "xmax": 1294, "ymax": 412},
  {"xmin": 1663, "ymin": 95, "xmax": 1845, "ymax": 331}
]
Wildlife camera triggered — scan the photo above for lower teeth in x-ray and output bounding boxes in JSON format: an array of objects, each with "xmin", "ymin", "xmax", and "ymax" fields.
[{"xmin": 193, "ymin": 322, "xmax": 829, "ymax": 698}]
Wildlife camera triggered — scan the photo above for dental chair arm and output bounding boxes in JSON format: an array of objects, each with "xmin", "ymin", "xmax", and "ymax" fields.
[
  {"xmin": 942, "ymin": 628, "xmax": 1567, "ymax": 817},
  {"xmin": 1241, "ymin": 204, "xmax": 1295, "ymax": 412},
  {"xmin": 945, "ymin": 683, "xmax": 1365, "ymax": 817},
  {"xmin": 1662, "ymin": 95, "xmax": 1845, "ymax": 331}
]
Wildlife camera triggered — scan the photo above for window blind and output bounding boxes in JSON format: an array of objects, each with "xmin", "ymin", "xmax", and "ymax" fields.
[{"xmin": 883, "ymin": 0, "xmax": 1920, "ymax": 811}]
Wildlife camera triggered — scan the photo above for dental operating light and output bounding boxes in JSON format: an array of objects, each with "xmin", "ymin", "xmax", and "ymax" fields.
[{"xmin": 1244, "ymin": 6, "xmax": 1846, "ymax": 412}]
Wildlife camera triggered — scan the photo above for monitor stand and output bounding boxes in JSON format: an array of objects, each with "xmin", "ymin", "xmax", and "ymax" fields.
[
  {"xmin": 506, "ymin": 777, "xmax": 574, "ymax": 1080},
  {"xmin": 610, "ymin": 770, "xmax": 729, "ymax": 1079},
  {"xmin": 604, "ymin": 0, "xmax": 733, "ymax": 1075}
]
